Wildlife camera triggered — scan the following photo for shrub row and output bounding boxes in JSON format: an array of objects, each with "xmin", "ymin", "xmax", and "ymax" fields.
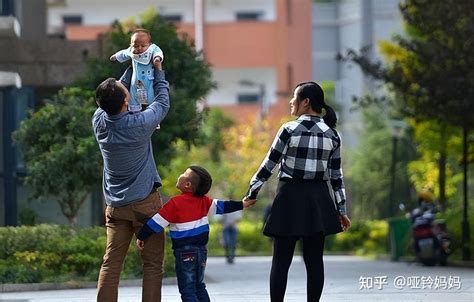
[
  {"xmin": 0, "ymin": 220, "xmax": 389, "ymax": 283},
  {"xmin": 0, "ymin": 225, "xmax": 175, "ymax": 284}
]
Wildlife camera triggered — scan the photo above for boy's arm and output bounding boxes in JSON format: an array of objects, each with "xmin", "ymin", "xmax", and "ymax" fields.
[
  {"xmin": 208, "ymin": 195, "xmax": 256, "ymax": 216},
  {"xmin": 137, "ymin": 213, "xmax": 169, "ymax": 241},
  {"xmin": 210, "ymin": 199, "xmax": 243, "ymax": 216},
  {"xmin": 136, "ymin": 199, "xmax": 175, "ymax": 241}
]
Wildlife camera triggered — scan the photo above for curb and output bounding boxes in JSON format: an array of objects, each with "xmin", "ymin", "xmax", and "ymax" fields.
[{"xmin": 0, "ymin": 277, "xmax": 177, "ymax": 293}]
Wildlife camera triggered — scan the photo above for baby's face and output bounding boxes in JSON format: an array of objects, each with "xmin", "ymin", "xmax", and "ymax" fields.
[{"xmin": 130, "ymin": 32, "xmax": 151, "ymax": 54}]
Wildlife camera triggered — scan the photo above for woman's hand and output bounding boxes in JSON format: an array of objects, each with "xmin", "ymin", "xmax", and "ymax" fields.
[{"xmin": 339, "ymin": 215, "xmax": 351, "ymax": 231}]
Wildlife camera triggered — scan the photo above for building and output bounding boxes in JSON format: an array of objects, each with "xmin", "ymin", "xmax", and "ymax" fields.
[
  {"xmin": 47, "ymin": 0, "xmax": 312, "ymax": 122},
  {"xmin": 312, "ymin": 0, "xmax": 403, "ymax": 147},
  {"xmin": 0, "ymin": 0, "xmax": 101, "ymax": 226}
]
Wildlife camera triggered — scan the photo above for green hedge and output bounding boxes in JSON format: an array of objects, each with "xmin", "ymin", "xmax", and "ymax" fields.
[
  {"xmin": 0, "ymin": 224, "xmax": 175, "ymax": 284},
  {"xmin": 325, "ymin": 220, "xmax": 389, "ymax": 255},
  {"xmin": 0, "ymin": 220, "xmax": 390, "ymax": 284}
]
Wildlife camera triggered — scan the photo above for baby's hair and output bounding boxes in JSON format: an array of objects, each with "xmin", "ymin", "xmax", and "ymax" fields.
[
  {"xmin": 188, "ymin": 166, "xmax": 213, "ymax": 197},
  {"xmin": 132, "ymin": 28, "xmax": 151, "ymax": 41}
]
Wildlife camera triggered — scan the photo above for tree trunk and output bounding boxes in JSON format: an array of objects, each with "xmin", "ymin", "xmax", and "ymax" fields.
[
  {"xmin": 438, "ymin": 153, "xmax": 447, "ymax": 212},
  {"xmin": 437, "ymin": 124, "xmax": 447, "ymax": 212},
  {"xmin": 60, "ymin": 192, "xmax": 89, "ymax": 226},
  {"xmin": 461, "ymin": 125, "xmax": 471, "ymax": 261}
]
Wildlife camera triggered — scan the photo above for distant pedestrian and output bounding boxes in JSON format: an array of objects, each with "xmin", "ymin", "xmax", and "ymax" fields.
[
  {"xmin": 136, "ymin": 166, "xmax": 256, "ymax": 301},
  {"xmin": 246, "ymin": 81, "xmax": 351, "ymax": 302},
  {"xmin": 218, "ymin": 211, "xmax": 242, "ymax": 264}
]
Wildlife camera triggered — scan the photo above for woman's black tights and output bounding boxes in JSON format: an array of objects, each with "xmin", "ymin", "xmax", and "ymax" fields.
[{"xmin": 270, "ymin": 233, "xmax": 325, "ymax": 302}]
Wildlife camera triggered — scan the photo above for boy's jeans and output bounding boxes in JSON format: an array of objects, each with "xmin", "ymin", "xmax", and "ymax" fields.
[
  {"xmin": 97, "ymin": 191, "xmax": 165, "ymax": 302},
  {"xmin": 173, "ymin": 245, "xmax": 210, "ymax": 302}
]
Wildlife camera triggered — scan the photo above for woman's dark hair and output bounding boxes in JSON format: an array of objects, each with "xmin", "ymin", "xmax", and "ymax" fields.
[
  {"xmin": 188, "ymin": 165, "xmax": 213, "ymax": 197},
  {"xmin": 323, "ymin": 104, "xmax": 337, "ymax": 129},
  {"xmin": 295, "ymin": 81, "xmax": 337, "ymax": 128},
  {"xmin": 95, "ymin": 78, "xmax": 126, "ymax": 115}
]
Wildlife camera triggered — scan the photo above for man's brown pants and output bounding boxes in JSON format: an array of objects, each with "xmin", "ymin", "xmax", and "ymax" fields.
[{"xmin": 97, "ymin": 191, "xmax": 165, "ymax": 302}]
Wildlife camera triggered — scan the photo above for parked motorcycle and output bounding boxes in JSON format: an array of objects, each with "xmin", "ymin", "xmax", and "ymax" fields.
[{"xmin": 408, "ymin": 204, "xmax": 451, "ymax": 266}]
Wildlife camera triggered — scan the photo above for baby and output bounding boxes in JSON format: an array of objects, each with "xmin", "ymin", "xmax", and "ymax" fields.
[{"xmin": 110, "ymin": 28, "xmax": 164, "ymax": 112}]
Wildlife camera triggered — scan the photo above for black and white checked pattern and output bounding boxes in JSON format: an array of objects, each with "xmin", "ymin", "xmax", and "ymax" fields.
[{"xmin": 248, "ymin": 115, "xmax": 347, "ymax": 215}]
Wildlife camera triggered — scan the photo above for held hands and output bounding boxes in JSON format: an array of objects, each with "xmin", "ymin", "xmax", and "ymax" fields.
[
  {"xmin": 242, "ymin": 197, "xmax": 257, "ymax": 209},
  {"xmin": 339, "ymin": 215, "xmax": 351, "ymax": 231},
  {"xmin": 136, "ymin": 239, "xmax": 145, "ymax": 251}
]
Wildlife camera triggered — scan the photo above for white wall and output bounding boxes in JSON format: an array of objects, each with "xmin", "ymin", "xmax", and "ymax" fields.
[
  {"xmin": 48, "ymin": 0, "xmax": 275, "ymax": 33},
  {"xmin": 205, "ymin": 0, "xmax": 275, "ymax": 22},
  {"xmin": 206, "ymin": 67, "xmax": 277, "ymax": 106}
]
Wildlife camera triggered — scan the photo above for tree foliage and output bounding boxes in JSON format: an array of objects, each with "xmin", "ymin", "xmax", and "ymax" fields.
[
  {"xmin": 13, "ymin": 88, "xmax": 100, "ymax": 224},
  {"xmin": 339, "ymin": 0, "xmax": 474, "ymax": 213},
  {"xmin": 346, "ymin": 107, "xmax": 414, "ymax": 219},
  {"xmin": 341, "ymin": 0, "xmax": 474, "ymax": 127}
]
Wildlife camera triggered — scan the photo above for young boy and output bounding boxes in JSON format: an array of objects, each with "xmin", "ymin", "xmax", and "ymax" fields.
[
  {"xmin": 110, "ymin": 28, "xmax": 164, "ymax": 112},
  {"xmin": 136, "ymin": 166, "xmax": 256, "ymax": 301}
]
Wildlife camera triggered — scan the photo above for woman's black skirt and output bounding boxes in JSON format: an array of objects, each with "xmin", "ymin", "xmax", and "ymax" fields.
[{"xmin": 263, "ymin": 178, "xmax": 343, "ymax": 237}]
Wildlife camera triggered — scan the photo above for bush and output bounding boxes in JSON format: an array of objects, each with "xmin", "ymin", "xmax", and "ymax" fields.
[
  {"xmin": 0, "ymin": 224, "xmax": 175, "ymax": 284},
  {"xmin": 325, "ymin": 220, "xmax": 389, "ymax": 256}
]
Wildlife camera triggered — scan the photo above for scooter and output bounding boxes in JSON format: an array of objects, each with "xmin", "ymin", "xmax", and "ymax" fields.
[{"xmin": 409, "ymin": 204, "xmax": 451, "ymax": 266}]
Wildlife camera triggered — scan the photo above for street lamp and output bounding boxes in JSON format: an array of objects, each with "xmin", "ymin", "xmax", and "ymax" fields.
[
  {"xmin": 239, "ymin": 80, "xmax": 267, "ymax": 120},
  {"xmin": 388, "ymin": 119, "xmax": 407, "ymax": 217}
]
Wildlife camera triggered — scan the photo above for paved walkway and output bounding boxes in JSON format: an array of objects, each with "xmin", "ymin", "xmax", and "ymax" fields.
[{"xmin": 1, "ymin": 256, "xmax": 473, "ymax": 301}]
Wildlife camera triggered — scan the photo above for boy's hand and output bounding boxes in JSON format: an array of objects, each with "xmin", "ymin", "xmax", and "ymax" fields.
[
  {"xmin": 136, "ymin": 239, "xmax": 145, "ymax": 251},
  {"xmin": 153, "ymin": 57, "xmax": 162, "ymax": 70},
  {"xmin": 110, "ymin": 55, "xmax": 117, "ymax": 61},
  {"xmin": 242, "ymin": 197, "xmax": 257, "ymax": 208}
]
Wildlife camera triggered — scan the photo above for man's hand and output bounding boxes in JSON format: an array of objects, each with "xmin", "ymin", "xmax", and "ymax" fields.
[
  {"xmin": 339, "ymin": 215, "xmax": 351, "ymax": 231},
  {"xmin": 242, "ymin": 197, "xmax": 257, "ymax": 208},
  {"xmin": 110, "ymin": 55, "xmax": 117, "ymax": 61},
  {"xmin": 153, "ymin": 57, "xmax": 162, "ymax": 70},
  {"xmin": 136, "ymin": 239, "xmax": 145, "ymax": 251}
]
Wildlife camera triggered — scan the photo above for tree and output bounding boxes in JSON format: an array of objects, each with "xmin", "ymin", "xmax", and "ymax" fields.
[
  {"xmin": 14, "ymin": 10, "xmax": 215, "ymax": 224},
  {"xmin": 13, "ymin": 88, "xmax": 100, "ymax": 224},
  {"xmin": 346, "ymin": 107, "xmax": 414, "ymax": 219},
  {"xmin": 340, "ymin": 0, "xmax": 474, "ymax": 259}
]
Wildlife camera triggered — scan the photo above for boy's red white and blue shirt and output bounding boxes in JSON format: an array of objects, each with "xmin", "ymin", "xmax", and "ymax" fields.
[{"xmin": 137, "ymin": 192, "xmax": 242, "ymax": 249}]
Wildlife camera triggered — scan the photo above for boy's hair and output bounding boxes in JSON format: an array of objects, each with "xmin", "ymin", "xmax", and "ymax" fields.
[
  {"xmin": 95, "ymin": 78, "xmax": 125, "ymax": 115},
  {"xmin": 132, "ymin": 28, "xmax": 151, "ymax": 41},
  {"xmin": 188, "ymin": 166, "xmax": 213, "ymax": 197}
]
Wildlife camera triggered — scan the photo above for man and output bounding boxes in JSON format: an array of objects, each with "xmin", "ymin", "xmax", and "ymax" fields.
[{"xmin": 93, "ymin": 58, "xmax": 169, "ymax": 302}]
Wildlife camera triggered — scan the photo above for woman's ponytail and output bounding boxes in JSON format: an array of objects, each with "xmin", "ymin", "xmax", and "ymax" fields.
[{"xmin": 323, "ymin": 104, "xmax": 337, "ymax": 129}]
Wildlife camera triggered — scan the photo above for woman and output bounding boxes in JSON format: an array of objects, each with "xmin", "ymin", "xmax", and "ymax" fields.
[{"xmin": 246, "ymin": 81, "xmax": 351, "ymax": 301}]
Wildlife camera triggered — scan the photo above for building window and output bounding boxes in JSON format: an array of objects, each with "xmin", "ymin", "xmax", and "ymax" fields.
[
  {"xmin": 0, "ymin": 0, "xmax": 13, "ymax": 16},
  {"xmin": 238, "ymin": 94, "xmax": 259, "ymax": 104},
  {"xmin": 62, "ymin": 15, "xmax": 82, "ymax": 25},
  {"xmin": 161, "ymin": 14, "xmax": 182, "ymax": 23},
  {"xmin": 236, "ymin": 11, "xmax": 263, "ymax": 21}
]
